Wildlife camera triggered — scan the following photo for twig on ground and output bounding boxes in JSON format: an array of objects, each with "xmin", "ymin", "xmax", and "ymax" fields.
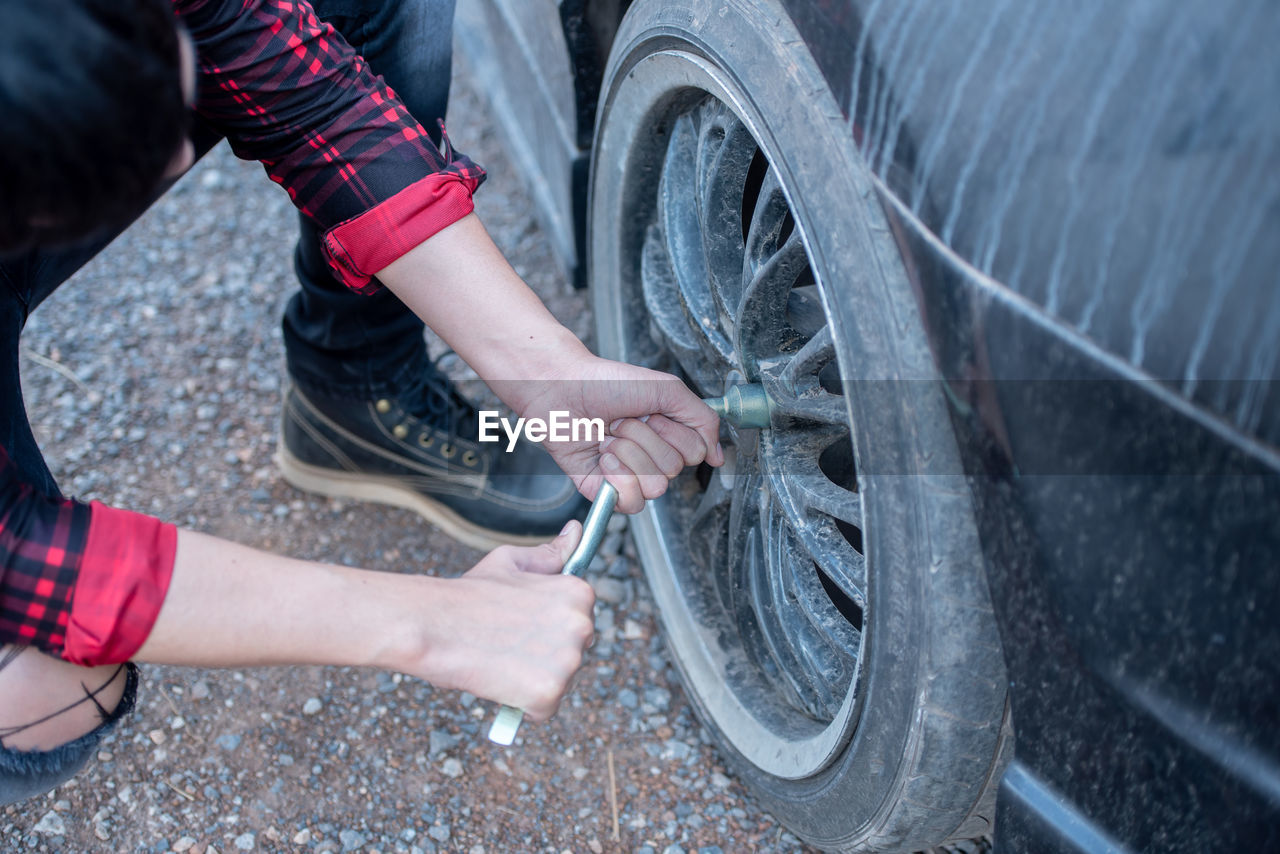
[
  {"xmin": 20, "ymin": 348, "xmax": 92, "ymax": 396},
  {"xmin": 163, "ymin": 780, "xmax": 196, "ymax": 802},
  {"xmin": 157, "ymin": 684, "xmax": 183, "ymax": 719},
  {"xmin": 607, "ymin": 749, "xmax": 620, "ymax": 842}
]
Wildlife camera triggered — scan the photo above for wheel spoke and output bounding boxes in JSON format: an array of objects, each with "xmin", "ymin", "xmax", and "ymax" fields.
[
  {"xmin": 807, "ymin": 516, "xmax": 868, "ymax": 611},
  {"xmin": 641, "ymin": 225, "xmax": 702, "ymax": 358},
  {"xmin": 688, "ymin": 455, "xmax": 738, "ymax": 615},
  {"xmin": 759, "ymin": 339, "xmax": 850, "ymax": 425},
  {"xmin": 695, "ymin": 103, "xmax": 755, "ymax": 321},
  {"xmin": 724, "ymin": 465, "xmax": 765, "ymax": 620},
  {"xmin": 734, "ymin": 508, "xmax": 812, "ymax": 713},
  {"xmin": 690, "ymin": 458, "xmax": 736, "ymax": 531},
  {"xmin": 743, "ymin": 507, "xmax": 832, "ymax": 717},
  {"xmin": 641, "ymin": 222, "xmax": 731, "ymax": 390},
  {"xmin": 765, "ymin": 379, "xmax": 850, "ymax": 425},
  {"xmin": 762, "ymin": 448, "xmax": 865, "ymax": 527},
  {"xmin": 747, "ymin": 228, "xmax": 810, "ymax": 303},
  {"xmin": 762, "ymin": 428, "xmax": 866, "ymax": 606},
  {"xmin": 743, "ymin": 165, "xmax": 794, "ymax": 277},
  {"xmin": 783, "ymin": 325, "xmax": 836, "ymax": 388},
  {"xmin": 658, "ymin": 113, "xmax": 734, "ymax": 371},
  {"xmin": 736, "ymin": 228, "xmax": 811, "ymax": 373},
  {"xmin": 763, "ymin": 515, "xmax": 858, "ymax": 718},
  {"xmin": 776, "ymin": 520, "xmax": 861, "ymax": 690},
  {"xmin": 788, "ymin": 557, "xmax": 862, "ymax": 670},
  {"xmin": 784, "ymin": 470, "xmax": 862, "ymax": 527}
]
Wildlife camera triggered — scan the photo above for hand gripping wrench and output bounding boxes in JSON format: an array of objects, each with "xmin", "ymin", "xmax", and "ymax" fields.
[{"xmin": 487, "ymin": 384, "xmax": 771, "ymax": 745}]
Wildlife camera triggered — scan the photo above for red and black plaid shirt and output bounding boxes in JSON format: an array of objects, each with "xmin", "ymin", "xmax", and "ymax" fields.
[
  {"xmin": 183, "ymin": 0, "xmax": 486, "ymax": 293},
  {"xmin": 1, "ymin": 0, "xmax": 485, "ymax": 662}
]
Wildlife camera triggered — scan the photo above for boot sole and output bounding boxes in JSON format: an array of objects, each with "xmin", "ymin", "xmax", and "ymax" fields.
[{"xmin": 275, "ymin": 443, "xmax": 553, "ymax": 552}]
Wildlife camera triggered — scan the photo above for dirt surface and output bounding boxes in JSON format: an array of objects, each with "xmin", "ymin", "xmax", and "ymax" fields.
[{"xmin": 2, "ymin": 45, "xmax": 819, "ymax": 854}]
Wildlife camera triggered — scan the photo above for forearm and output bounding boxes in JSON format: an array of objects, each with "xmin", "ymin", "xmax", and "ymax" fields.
[
  {"xmin": 131, "ymin": 527, "xmax": 595, "ymax": 719},
  {"xmin": 375, "ymin": 213, "xmax": 592, "ymax": 410},
  {"xmin": 133, "ymin": 529, "xmax": 424, "ymax": 672}
]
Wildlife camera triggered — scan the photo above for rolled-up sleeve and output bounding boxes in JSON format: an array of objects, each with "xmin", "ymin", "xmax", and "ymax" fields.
[
  {"xmin": 0, "ymin": 448, "xmax": 176, "ymax": 665},
  {"xmin": 175, "ymin": 0, "xmax": 486, "ymax": 293}
]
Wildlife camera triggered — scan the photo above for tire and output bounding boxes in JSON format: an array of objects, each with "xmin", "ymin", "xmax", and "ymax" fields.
[{"xmin": 587, "ymin": 2, "xmax": 1011, "ymax": 852}]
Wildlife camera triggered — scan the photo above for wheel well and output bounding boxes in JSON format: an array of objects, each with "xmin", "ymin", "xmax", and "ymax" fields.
[{"xmin": 560, "ymin": 0, "xmax": 634, "ymax": 149}]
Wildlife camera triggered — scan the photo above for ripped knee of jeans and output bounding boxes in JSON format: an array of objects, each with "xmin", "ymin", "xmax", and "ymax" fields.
[{"xmin": 0, "ymin": 662, "xmax": 138, "ymax": 805}]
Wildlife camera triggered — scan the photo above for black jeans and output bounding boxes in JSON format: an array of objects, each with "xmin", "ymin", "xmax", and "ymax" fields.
[{"xmin": 0, "ymin": 0, "xmax": 455, "ymax": 803}]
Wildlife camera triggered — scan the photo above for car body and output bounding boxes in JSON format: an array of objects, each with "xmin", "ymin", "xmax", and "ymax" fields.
[{"xmin": 457, "ymin": 1, "xmax": 1280, "ymax": 851}]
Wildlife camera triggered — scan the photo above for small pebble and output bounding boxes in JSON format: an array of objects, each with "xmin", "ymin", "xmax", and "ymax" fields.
[
  {"xmin": 441, "ymin": 758, "xmax": 464, "ymax": 778},
  {"xmin": 592, "ymin": 577, "xmax": 628, "ymax": 605},
  {"xmin": 172, "ymin": 837, "xmax": 198, "ymax": 852},
  {"xmin": 645, "ymin": 687, "xmax": 672, "ymax": 712},
  {"xmin": 664, "ymin": 740, "xmax": 692, "ymax": 762},
  {"xmin": 234, "ymin": 832, "xmax": 255, "ymax": 851},
  {"xmin": 602, "ymin": 530, "xmax": 623, "ymax": 557},
  {"xmin": 34, "ymin": 811, "xmax": 66, "ymax": 836},
  {"xmin": 595, "ymin": 606, "xmax": 615, "ymax": 632},
  {"xmin": 302, "ymin": 697, "xmax": 324, "ymax": 715},
  {"xmin": 607, "ymin": 556, "xmax": 632, "ymax": 579},
  {"xmin": 429, "ymin": 729, "xmax": 462, "ymax": 757}
]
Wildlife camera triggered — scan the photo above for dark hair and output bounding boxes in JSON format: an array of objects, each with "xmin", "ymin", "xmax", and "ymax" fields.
[{"xmin": 0, "ymin": 0, "xmax": 188, "ymax": 254}]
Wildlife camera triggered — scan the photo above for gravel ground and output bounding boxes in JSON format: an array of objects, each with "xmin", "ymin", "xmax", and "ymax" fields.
[{"xmin": 2, "ymin": 45, "xmax": 819, "ymax": 854}]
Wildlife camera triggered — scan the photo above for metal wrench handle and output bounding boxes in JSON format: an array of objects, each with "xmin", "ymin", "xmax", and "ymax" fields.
[
  {"xmin": 487, "ymin": 481, "xmax": 619, "ymax": 745},
  {"xmin": 560, "ymin": 480, "xmax": 620, "ymax": 578}
]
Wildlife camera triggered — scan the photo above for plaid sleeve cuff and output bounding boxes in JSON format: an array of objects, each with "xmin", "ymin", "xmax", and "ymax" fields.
[
  {"xmin": 320, "ymin": 169, "xmax": 482, "ymax": 295},
  {"xmin": 62, "ymin": 502, "xmax": 178, "ymax": 666},
  {"xmin": 0, "ymin": 492, "xmax": 86, "ymax": 652}
]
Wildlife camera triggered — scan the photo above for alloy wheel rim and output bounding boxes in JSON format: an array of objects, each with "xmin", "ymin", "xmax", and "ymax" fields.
[{"xmin": 595, "ymin": 50, "xmax": 867, "ymax": 778}]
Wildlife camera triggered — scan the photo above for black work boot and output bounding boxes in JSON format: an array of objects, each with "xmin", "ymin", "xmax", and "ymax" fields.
[{"xmin": 276, "ymin": 368, "xmax": 588, "ymax": 551}]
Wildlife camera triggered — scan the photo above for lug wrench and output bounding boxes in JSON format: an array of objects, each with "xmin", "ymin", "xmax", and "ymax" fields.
[{"xmin": 487, "ymin": 384, "xmax": 771, "ymax": 745}]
